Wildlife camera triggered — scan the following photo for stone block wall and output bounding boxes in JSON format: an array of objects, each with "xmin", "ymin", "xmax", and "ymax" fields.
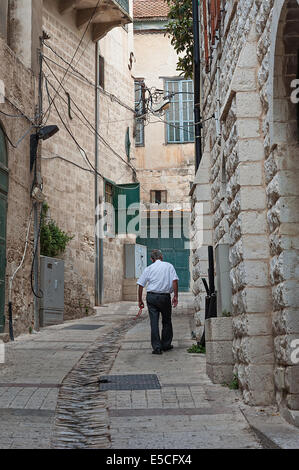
[
  {"xmin": 206, "ymin": 317, "xmax": 234, "ymax": 384},
  {"xmin": 42, "ymin": 0, "xmax": 136, "ymax": 315},
  {"xmin": 191, "ymin": 147, "xmax": 213, "ymax": 339},
  {"xmin": 0, "ymin": 31, "xmax": 37, "ymax": 337},
  {"xmin": 138, "ymin": 166, "xmax": 194, "ymax": 205},
  {"xmin": 257, "ymin": 0, "xmax": 299, "ymax": 417},
  {"xmin": 42, "ymin": 2, "xmax": 97, "ymax": 318},
  {"xmin": 98, "ymin": 23, "xmax": 136, "ymax": 302},
  {"xmin": 191, "ymin": 0, "xmax": 299, "ymax": 413}
]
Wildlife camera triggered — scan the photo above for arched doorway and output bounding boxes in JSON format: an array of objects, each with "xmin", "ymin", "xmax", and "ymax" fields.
[
  {"xmin": 268, "ymin": 0, "xmax": 299, "ymax": 418},
  {"xmin": 0, "ymin": 126, "xmax": 8, "ymax": 333}
]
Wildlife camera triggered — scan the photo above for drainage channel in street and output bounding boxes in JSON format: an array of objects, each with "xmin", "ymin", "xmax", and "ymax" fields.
[{"xmin": 51, "ymin": 316, "xmax": 145, "ymax": 449}]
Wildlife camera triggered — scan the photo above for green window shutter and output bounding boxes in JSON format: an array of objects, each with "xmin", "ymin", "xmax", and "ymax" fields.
[
  {"xmin": 0, "ymin": 128, "xmax": 8, "ymax": 168},
  {"xmin": 113, "ymin": 183, "xmax": 140, "ymax": 235}
]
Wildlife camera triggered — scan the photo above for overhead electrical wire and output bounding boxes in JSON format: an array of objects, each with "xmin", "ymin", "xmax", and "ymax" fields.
[
  {"xmin": 44, "ymin": 78, "xmax": 105, "ymax": 180},
  {"xmin": 42, "ymin": 0, "xmax": 101, "ymax": 122},
  {"xmin": 42, "ymin": 45, "xmax": 195, "ymax": 122},
  {"xmin": 41, "ymin": 154, "xmax": 94, "ymax": 173},
  {"xmin": 44, "ymin": 73, "xmax": 135, "ymax": 176},
  {"xmin": 42, "ymin": 45, "xmax": 137, "ymax": 114},
  {"xmin": 0, "ymin": 97, "xmax": 36, "ymax": 128},
  {"xmin": 41, "ymin": 49, "xmax": 200, "ymax": 184},
  {"xmin": 4, "ymin": 97, "xmax": 36, "ymax": 123},
  {"xmin": 44, "ymin": 76, "xmax": 145, "ymax": 192},
  {"xmin": 45, "ymin": 78, "xmax": 140, "ymax": 192},
  {"xmin": 43, "ymin": 45, "xmax": 95, "ymax": 87},
  {"xmin": 0, "ymin": 124, "xmax": 36, "ymax": 149},
  {"xmin": 43, "ymin": 61, "xmax": 137, "ymax": 174}
]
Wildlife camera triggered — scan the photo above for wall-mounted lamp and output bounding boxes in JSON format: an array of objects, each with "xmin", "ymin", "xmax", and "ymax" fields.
[{"xmin": 30, "ymin": 125, "xmax": 59, "ymax": 171}]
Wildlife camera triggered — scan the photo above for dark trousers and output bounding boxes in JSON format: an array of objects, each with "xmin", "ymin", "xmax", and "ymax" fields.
[{"xmin": 146, "ymin": 292, "xmax": 173, "ymax": 351}]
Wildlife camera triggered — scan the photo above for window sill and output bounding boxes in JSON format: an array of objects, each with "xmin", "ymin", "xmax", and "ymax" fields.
[{"xmin": 164, "ymin": 141, "xmax": 194, "ymax": 145}]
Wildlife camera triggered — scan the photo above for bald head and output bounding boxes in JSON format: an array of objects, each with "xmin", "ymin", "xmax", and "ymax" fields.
[{"xmin": 151, "ymin": 249, "xmax": 163, "ymax": 262}]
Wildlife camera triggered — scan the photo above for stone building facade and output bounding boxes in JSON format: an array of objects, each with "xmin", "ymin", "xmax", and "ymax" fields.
[
  {"xmin": 191, "ymin": 0, "xmax": 299, "ymax": 425},
  {"xmin": 0, "ymin": 0, "xmax": 42, "ymax": 337},
  {"xmin": 133, "ymin": 0, "xmax": 195, "ymax": 205},
  {"xmin": 1, "ymin": 0, "xmax": 137, "ymax": 336},
  {"xmin": 132, "ymin": 0, "xmax": 195, "ymax": 291},
  {"xmin": 42, "ymin": 0, "xmax": 135, "ymax": 315}
]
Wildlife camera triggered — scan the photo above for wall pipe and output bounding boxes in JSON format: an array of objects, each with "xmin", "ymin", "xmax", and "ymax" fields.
[
  {"xmin": 192, "ymin": 0, "xmax": 202, "ymax": 173},
  {"xmin": 95, "ymin": 42, "xmax": 104, "ymax": 305}
]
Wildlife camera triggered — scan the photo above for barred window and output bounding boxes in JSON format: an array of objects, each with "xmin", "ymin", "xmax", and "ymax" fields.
[{"xmin": 150, "ymin": 190, "xmax": 167, "ymax": 204}]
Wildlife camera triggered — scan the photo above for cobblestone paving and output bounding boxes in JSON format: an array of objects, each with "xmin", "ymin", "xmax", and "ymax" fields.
[
  {"xmin": 0, "ymin": 302, "xmax": 141, "ymax": 448},
  {"xmin": 0, "ymin": 294, "xmax": 270, "ymax": 449},
  {"xmin": 107, "ymin": 295, "xmax": 263, "ymax": 449}
]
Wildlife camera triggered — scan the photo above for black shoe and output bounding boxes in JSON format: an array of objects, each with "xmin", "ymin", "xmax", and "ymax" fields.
[
  {"xmin": 162, "ymin": 345, "xmax": 174, "ymax": 352},
  {"xmin": 152, "ymin": 349, "xmax": 163, "ymax": 355}
]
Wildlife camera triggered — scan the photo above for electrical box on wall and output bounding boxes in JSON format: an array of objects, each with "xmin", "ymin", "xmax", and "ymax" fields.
[
  {"xmin": 125, "ymin": 244, "xmax": 147, "ymax": 279},
  {"xmin": 39, "ymin": 256, "xmax": 64, "ymax": 327},
  {"xmin": 215, "ymin": 244, "xmax": 232, "ymax": 316}
]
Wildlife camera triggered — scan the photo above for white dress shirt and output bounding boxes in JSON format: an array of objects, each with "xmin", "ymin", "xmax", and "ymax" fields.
[{"xmin": 137, "ymin": 260, "xmax": 179, "ymax": 294}]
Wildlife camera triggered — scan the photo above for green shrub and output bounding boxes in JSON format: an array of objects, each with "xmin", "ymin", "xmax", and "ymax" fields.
[
  {"xmin": 222, "ymin": 374, "xmax": 239, "ymax": 390},
  {"xmin": 222, "ymin": 310, "xmax": 232, "ymax": 317},
  {"xmin": 40, "ymin": 203, "xmax": 73, "ymax": 258},
  {"xmin": 187, "ymin": 343, "xmax": 206, "ymax": 354}
]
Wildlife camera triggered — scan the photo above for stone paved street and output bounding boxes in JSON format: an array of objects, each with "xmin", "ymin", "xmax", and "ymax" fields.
[
  {"xmin": 107, "ymin": 295, "xmax": 262, "ymax": 449},
  {"xmin": 0, "ymin": 301, "xmax": 140, "ymax": 449},
  {"xmin": 0, "ymin": 294, "xmax": 298, "ymax": 449}
]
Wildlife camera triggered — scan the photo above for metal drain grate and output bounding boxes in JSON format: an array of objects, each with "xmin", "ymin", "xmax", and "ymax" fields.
[
  {"xmin": 99, "ymin": 374, "xmax": 161, "ymax": 391},
  {"xmin": 63, "ymin": 324, "xmax": 104, "ymax": 331}
]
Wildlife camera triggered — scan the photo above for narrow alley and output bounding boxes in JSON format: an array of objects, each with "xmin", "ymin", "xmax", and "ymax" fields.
[
  {"xmin": 1, "ymin": 0, "xmax": 299, "ymax": 454},
  {"xmin": 1, "ymin": 295, "xmax": 298, "ymax": 450}
]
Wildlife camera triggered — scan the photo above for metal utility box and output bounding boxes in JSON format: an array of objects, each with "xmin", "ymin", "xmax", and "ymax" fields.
[
  {"xmin": 39, "ymin": 256, "xmax": 64, "ymax": 327},
  {"xmin": 215, "ymin": 244, "xmax": 232, "ymax": 316},
  {"xmin": 125, "ymin": 244, "xmax": 147, "ymax": 279}
]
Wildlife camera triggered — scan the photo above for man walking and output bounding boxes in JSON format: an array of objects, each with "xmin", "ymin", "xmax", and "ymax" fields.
[{"xmin": 137, "ymin": 249, "xmax": 179, "ymax": 355}]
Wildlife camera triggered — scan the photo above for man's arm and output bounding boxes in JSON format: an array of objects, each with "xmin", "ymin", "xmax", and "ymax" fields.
[
  {"xmin": 172, "ymin": 280, "xmax": 178, "ymax": 308},
  {"xmin": 138, "ymin": 285, "xmax": 144, "ymax": 309}
]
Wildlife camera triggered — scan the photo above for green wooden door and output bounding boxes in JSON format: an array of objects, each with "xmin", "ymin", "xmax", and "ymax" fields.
[
  {"xmin": 137, "ymin": 213, "xmax": 190, "ymax": 292},
  {"xmin": 113, "ymin": 183, "xmax": 140, "ymax": 234},
  {"xmin": 0, "ymin": 128, "xmax": 8, "ymax": 333}
]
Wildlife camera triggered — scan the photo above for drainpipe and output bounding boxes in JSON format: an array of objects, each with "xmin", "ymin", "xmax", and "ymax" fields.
[
  {"xmin": 33, "ymin": 38, "xmax": 44, "ymax": 331},
  {"xmin": 192, "ymin": 0, "xmax": 202, "ymax": 173},
  {"xmin": 95, "ymin": 42, "xmax": 104, "ymax": 305}
]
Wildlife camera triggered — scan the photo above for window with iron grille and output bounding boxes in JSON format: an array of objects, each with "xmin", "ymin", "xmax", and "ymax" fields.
[
  {"xmin": 135, "ymin": 80, "xmax": 145, "ymax": 146},
  {"xmin": 150, "ymin": 190, "xmax": 167, "ymax": 204},
  {"xmin": 165, "ymin": 79, "xmax": 194, "ymax": 144}
]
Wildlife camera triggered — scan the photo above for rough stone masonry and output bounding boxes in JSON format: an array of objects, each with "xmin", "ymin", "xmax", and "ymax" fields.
[{"xmin": 191, "ymin": 0, "xmax": 299, "ymax": 427}]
